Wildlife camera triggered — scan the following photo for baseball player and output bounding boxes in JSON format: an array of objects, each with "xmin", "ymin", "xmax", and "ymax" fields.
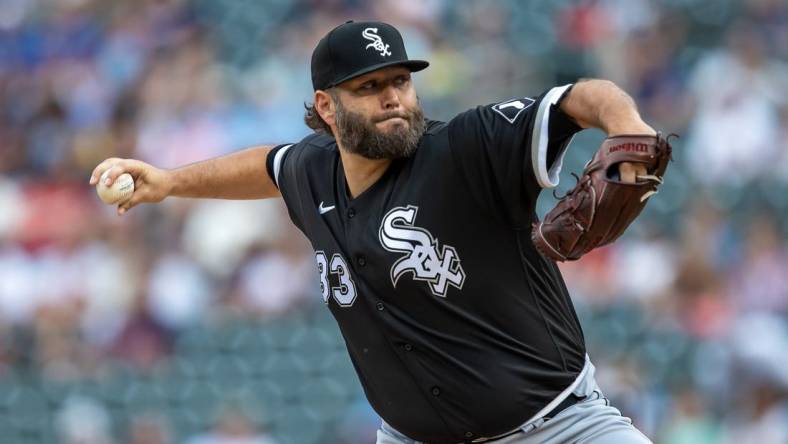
[{"xmin": 91, "ymin": 21, "xmax": 669, "ymax": 444}]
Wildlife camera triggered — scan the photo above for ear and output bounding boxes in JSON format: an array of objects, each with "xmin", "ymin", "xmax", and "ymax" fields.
[{"xmin": 315, "ymin": 90, "xmax": 337, "ymax": 127}]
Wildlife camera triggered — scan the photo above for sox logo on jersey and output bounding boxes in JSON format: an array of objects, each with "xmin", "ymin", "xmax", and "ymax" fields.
[
  {"xmin": 362, "ymin": 27, "xmax": 392, "ymax": 57},
  {"xmin": 379, "ymin": 205, "xmax": 466, "ymax": 297}
]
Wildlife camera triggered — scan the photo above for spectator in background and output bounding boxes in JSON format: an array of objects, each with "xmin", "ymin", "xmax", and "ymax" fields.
[
  {"xmin": 686, "ymin": 20, "xmax": 788, "ymax": 186},
  {"xmin": 722, "ymin": 384, "xmax": 788, "ymax": 444},
  {"xmin": 727, "ymin": 213, "xmax": 788, "ymax": 313},
  {"xmin": 661, "ymin": 388, "xmax": 723, "ymax": 444},
  {"xmin": 185, "ymin": 405, "xmax": 278, "ymax": 444},
  {"xmin": 128, "ymin": 413, "xmax": 173, "ymax": 444},
  {"xmin": 55, "ymin": 395, "xmax": 115, "ymax": 444},
  {"xmin": 111, "ymin": 291, "xmax": 173, "ymax": 372}
]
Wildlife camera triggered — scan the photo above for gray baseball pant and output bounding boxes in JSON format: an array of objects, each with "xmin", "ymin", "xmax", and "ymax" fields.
[{"xmin": 376, "ymin": 360, "xmax": 652, "ymax": 444}]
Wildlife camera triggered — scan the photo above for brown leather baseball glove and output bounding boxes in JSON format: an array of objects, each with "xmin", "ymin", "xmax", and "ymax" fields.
[{"xmin": 531, "ymin": 133, "xmax": 674, "ymax": 262}]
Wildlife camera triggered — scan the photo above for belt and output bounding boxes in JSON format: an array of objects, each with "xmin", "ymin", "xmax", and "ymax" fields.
[
  {"xmin": 468, "ymin": 394, "xmax": 585, "ymax": 443},
  {"xmin": 543, "ymin": 393, "xmax": 585, "ymax": 420}
]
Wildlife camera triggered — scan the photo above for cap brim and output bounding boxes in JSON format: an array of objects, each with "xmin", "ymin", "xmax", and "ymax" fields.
[{"xmin": 325, "ymin": 60, "xmax": 429, "ymax": 89}]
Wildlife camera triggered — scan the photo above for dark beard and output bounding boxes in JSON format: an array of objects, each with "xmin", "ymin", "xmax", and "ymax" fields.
[{"xmin": 334, "ymin": 99, "xmax": 426, "ymax": 160}]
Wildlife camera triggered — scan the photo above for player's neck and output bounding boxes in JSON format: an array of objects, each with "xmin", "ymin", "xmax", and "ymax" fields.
[{"xmin": 338, "ymin": 149, "xmax": 392, "ymax": 199}]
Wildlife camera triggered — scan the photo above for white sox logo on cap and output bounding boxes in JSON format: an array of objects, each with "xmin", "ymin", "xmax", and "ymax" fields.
[
  {"xmin": 362, "ymin": 27, "xmax": 392, "ymax": 57},
  {"xmin": 311, "ymin": 21, "xmax": 428, "ymax": 90}
]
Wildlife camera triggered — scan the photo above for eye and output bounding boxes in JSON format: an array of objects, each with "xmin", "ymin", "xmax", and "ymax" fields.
[
  {"xmin": 394, "ymin": 75, "xmax": 410, "ymax": 86},
  {"xmin": 359, "ymin": 81, "xmax": 376, "ymax": 91}
]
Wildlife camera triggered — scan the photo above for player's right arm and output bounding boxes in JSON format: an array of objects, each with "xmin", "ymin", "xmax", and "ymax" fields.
[{"xmin": 89, "ymin": 145, "xmax": 280, "ymax": 215}]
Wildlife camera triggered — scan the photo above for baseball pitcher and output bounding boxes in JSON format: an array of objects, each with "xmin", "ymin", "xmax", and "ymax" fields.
[{"xmin": 91, "ymin": 21, "xmax": 672, "ymax": 444}]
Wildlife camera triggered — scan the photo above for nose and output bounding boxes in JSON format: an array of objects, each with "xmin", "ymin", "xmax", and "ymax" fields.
[{"xmin": 380, "ymin": 84, "xmax": 401, "ymax": 110}]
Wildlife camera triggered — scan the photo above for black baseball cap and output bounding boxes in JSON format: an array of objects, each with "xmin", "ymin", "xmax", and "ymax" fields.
[{"xmin": 311, "ymin": 21, "xmax": 429, "ymax": 91}]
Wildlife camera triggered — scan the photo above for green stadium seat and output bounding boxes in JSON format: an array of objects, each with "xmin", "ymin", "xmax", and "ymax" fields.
[
  {"xmin": 272, "ymin": 403, "xmax": 328, "ymax": 444},
  {"xmin": 3, "ymin": 386, "xmax": 51, "ymax": 438}
]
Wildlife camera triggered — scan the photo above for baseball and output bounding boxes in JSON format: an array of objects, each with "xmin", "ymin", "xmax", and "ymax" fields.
[{"xmin": 96, "ymin": 170, "xmax": 135, "ymax": 205}]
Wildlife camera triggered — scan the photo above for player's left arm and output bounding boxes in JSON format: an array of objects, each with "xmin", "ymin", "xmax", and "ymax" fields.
[{"xmin": 559, "ymin": 79, "xmax": 655, "ymax": 182}]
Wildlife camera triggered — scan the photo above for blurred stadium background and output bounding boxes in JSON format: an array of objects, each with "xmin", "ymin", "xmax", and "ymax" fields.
[{"xmin": 0, "ymin": 0, "xmax": 787, "ymax": 443}]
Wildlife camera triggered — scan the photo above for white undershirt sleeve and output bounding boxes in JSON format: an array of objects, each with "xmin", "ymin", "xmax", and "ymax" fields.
[
  {"xmin": 272, "ymin": 144, "xmax": 294, "ymax": 188},
  {"xmin": 530, "ymin": 84, "xmax": 575, "ymax": 189}
]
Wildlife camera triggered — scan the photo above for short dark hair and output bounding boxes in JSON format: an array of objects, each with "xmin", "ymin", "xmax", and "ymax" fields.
[{"xmin": 303, "ymin": 88, "xmax": 338, "ymax": 135}]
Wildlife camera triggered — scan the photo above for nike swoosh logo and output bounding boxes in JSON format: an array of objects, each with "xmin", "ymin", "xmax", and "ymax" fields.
[{"xmin": 319, "ymin": 201, "xmax": 336, "ymax": 215}]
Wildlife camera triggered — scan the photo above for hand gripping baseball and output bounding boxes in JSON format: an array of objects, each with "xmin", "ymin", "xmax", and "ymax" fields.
[
  {"xmin": 89, "ymin": 158, "xmax": 171, "ymax": 215},
  {"xmin": 531, "ymin": 133, "xmax": 674, "ymax": 261}
]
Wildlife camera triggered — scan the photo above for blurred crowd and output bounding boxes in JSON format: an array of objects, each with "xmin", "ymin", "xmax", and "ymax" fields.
[{"xmin": 0, "ymin": 0, "xmax": 787, "ymax": 443}]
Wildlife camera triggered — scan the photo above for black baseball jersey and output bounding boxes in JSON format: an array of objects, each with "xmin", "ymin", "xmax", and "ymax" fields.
[{"xmin": 266, "ymin": 84, "xmax": 586, "ymax": 443}]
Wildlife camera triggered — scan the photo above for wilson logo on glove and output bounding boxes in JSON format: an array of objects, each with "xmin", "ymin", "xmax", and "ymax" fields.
[{"xmin": 607, "ymin": 142, "xmax": 650, "ymax": 154}]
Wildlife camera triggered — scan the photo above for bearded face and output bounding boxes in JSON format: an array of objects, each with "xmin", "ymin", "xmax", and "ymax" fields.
[{"xmin": 333, "ymin": 96, "xmax": 426, "ymax": 160}]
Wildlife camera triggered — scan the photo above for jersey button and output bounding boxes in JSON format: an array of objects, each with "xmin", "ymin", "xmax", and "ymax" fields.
[
  {"xmin": 357, "ymin": 256, "xmax": 366, "ymax": 267},
  {"xmin": 404, "ymin": 344, "xmax": 413, "ymax": 351},
  {"xmin": 431, "ymin": 386, "xmax": 440, "ymax": 396},
  {"xmin": 465, "ymin": 432, "xmax": 474, "ymax": 439},
  {"xmin": 376, "ymin": 302, "xmax": 385, "ymax": 311},
  {"xmin": 347, "ymin": 208, "xmax": 356, "ymax": 218}
]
